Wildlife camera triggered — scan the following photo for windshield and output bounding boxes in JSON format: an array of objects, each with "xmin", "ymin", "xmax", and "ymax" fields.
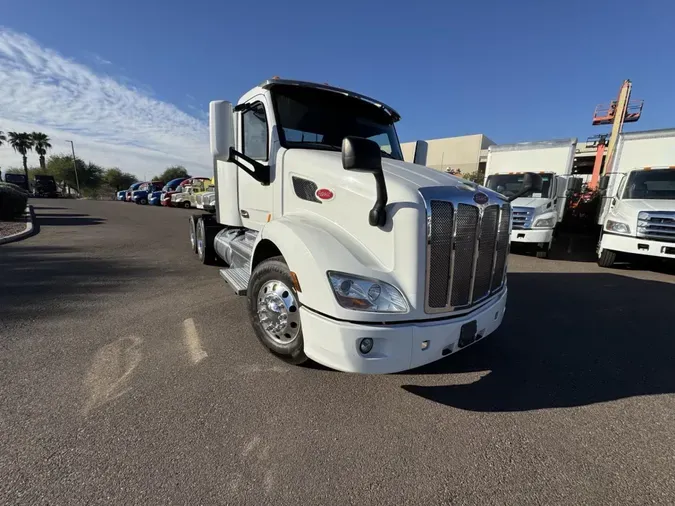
[
  {"xmin": 271, "ymin": 85, "xmax": 403, "ymax": 160},
  {"xmin": 5, "ymin": 174, "xmax": 26, "ymax": 183},
  {"xmin": 486, "ymin": 173, "xmax": 553, "ymax": 199},
  {"xmin": 623, "ymin": 169, "xmax": 675, "ymax": 200}
]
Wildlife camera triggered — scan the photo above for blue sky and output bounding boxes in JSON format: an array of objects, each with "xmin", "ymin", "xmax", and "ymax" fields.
[{"xmin": 1, "ymin": 0, "xmax": 674, "ymax": 177}]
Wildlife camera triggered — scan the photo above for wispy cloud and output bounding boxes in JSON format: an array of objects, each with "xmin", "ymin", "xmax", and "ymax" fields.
[{"xmin": 0, "ymin": 28, "xmax": 210, "ymax": 177}]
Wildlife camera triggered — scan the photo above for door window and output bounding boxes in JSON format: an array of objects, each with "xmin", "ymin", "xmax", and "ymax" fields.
[{"xmin": 242, "ymin": 102, "xmax": 269, "ymax": 161}]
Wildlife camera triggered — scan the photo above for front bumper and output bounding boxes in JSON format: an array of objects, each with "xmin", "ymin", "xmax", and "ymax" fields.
[
  {"xmin": 300, "ymin": 289, "xmax": 507, "ymax": 374},
  {"xmin": 600, "ymin": 233, "xmax": 675, "ymax": 259},
  {"xmin": 510, "ymin": 228, "xmax": 553, "ymax": 245}
]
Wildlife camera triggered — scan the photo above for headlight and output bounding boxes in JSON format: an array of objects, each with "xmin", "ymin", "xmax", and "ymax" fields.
[
  {"xmin": 606, "ymin": 220, "xmax": 631, "ymax": 234},
  {"xmin": 638, "ymin": 211, "xmax": 649, "ymax": 221},
  {"xmin": 533, "ymin": 217, "xmax": 556, "ymax": 228},
  {"xmin": 327, "ymin": 271, "xmax": 409, "ymax": 313}
]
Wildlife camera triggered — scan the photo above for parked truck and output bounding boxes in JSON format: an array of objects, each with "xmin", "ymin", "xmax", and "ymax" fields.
[
  {"xmin": 484, "ymin": 138, "xmax": 581, "ymax": 258},
  {"xmin": 186, "ymin": 78, "xmax": 541, "ymax": 373},
  {"xmin": 171, "ymin": 177, "xmax": 211, "ymax": 209},
  {"xmin": 596, "ymin": 128, "xmax": 675, "ymax": 267},
  {"xmin": 33, "ymin": 175, "xmax": 58, "ymax": 197}
]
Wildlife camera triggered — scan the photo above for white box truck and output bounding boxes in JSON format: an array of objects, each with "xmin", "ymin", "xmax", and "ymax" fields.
[
  {"xmin": 189, "ymin": 79, "xmax": 542, "ymax": 373},
  {"xmin": 484, "ymin": 139, "xmax": 581, "ymax": 258},
  {"xmin": 596, "ymin": 128, "xmax": 675, "ymax": 267}
]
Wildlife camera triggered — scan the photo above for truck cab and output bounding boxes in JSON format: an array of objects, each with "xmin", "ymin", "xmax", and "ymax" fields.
[
  {"xmin": 33, "ymin": 175, "xmax": 58, "ymax": 197},
  {"xmin": 191, "ymin": 78, "xmax": 541, "ymax": 373},
  {"xmin": 596, "ymin": 128, "xmax": 675, "ymax": 267},
  {"xmin": 597, "ymin": 167, "xmax": 675, "ymax": 266},
  {"xmin": 171, "ymin": 177, "xmax": 210, "ymax": 209},
  {"xmin": 484, "ymin": 139, "xmax": 581, "ymax": 258},
  {"xmin": 159, "ymin": 177, "xmax": 189, "ymax": 206}
]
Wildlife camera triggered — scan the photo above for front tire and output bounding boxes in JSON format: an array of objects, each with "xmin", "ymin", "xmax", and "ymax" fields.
[
  {"xmin": 140, "ymin": 198, "xmax": 148, "ymax": 205},
  {"xmin": 248, "ymin": 257, "xmax": 307, "ymax": 365},
  {"xmin": 183, "ymin": 201, "xmax": 191, "ymax": 209},
  {"xmin": 598, "ymin": 249, "xmax": 617, "ymax": 268}
]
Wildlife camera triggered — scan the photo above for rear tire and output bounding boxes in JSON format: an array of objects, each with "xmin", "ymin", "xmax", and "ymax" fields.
[
  {"xmin": 188, "ymin": 215, "xmax": 199, "ymax": 254},
  {"xmin": 196, "ymin": 218, "xmax": 218, "ymax": 265},
  {"xmin": 247, "ymin": 257, "xmax": 307, "ymax": 365},
  {"xmin": 597, "ymin": 249, "xmax": 617, "ymax": 268}
]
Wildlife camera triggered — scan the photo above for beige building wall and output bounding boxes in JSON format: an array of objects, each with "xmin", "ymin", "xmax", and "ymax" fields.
[{"xmin": 401, "ymin": 134, "xmax": 496, "ymax": 174}]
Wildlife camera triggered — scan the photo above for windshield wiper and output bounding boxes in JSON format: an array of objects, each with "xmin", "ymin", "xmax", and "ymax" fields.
[{"xmin": 287, "ymin": 141, "xmax": 341, "ymax": 152}]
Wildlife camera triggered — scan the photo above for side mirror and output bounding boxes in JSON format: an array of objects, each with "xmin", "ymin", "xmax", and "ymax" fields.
[
  {"xmin": 209, "ymin": 100, "xmax": 234, "ymax": 161},
  {"xmin": 567, "ymin": 177, "xmax": 583, "ymax": 193},
  {"xmin": 598, "ymin": 175, "xmax": 609, "ymax": 191},
  {"xmin": 341, "ymin": 136, "xmax": 387, "ymax": 227},
  {"xmin": 507, "ymin": 172, "xmax": 543, "ymax": 202}
]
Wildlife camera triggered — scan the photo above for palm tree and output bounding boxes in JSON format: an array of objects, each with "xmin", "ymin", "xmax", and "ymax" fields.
[
  {"xmin": 8, "ymin": 132, "xmax": 34, "ymax": 189},
  {"xmin": 30, "ymin": 132, "xmax": 52, "ymax": 171},
  {"xmin": 0, "ymin": 130, "xmax": 6, "ymax": 147}
]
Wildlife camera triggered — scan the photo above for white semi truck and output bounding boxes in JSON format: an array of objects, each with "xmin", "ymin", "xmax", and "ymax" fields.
[
  {"xmin": 484, "ymin": 139, "xmax": 581, "ymax": 258},
  {"xmin": 596, "ymin": 128, "xmax": 675, "ymax": 267},
  {"xmin": 189, "ymin": 79, "xmax": 541, "ymax": 373}
]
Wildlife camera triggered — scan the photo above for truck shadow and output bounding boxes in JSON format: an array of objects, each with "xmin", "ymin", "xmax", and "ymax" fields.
[
  {"xmin": 36, "ymin": 212, "xmax": 105, "ymax": 227},
  {"xmin": 401, "ymin": 272, "xmax": 675, "ymax": 411},
  {"xmin": 0, "ymin": 245, "xmax": 172, "ymax": 325}
]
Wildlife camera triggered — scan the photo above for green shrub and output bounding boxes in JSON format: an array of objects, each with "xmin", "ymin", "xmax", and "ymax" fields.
[{"xmin": 0, "ymin": 184, "xmax": 28, "ymax": 220}]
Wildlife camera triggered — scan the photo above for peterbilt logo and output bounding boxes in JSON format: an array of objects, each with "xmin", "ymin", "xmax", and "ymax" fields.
[{"xmin": 473, "ymin": 192, "xmax": 489, "ymax": 205}]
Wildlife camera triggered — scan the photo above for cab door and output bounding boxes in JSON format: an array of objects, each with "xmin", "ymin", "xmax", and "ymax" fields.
[{"xmin": 237, "ymin": 97, "xmax": 274, "ymax": 230}]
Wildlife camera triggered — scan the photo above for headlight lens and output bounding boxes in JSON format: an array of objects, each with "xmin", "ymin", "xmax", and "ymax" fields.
[
  {"xmin": 533, "ymin": 217, "xmax": 556, "ymax": 228},
  {"xmin": 606, "ymin": 220, "xmax": 631, "ymax": 234},
  {"xmin": 327, "ymin": 271, "xmax": 409, "ymax": 313},
  {"xmin": 638, "ymin": 211, "xmax": 649, "ymax": 221}
]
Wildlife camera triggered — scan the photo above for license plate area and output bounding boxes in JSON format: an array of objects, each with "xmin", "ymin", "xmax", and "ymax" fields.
[{"xmin": 458, "ymin": 320, "xmax": 477, "ymax": 348}]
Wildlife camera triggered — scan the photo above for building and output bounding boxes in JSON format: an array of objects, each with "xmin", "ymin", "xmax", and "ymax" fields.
[
  {"xmin": 401, "ymin": 134, "xmax": 603, "ymax": 182},
  {"xmin": 400, "ymin": 134, "xmax": 495, "ymax": 176}
]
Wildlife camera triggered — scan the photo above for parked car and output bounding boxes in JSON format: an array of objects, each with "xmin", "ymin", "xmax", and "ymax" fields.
[
  {"xmin": 3, "ymin": 173, "xmax": 29, "ymax": 192},
  {"xmin": 33, "ymin": 175, "xmax": 59, "ymax": 197},
  {"xmin": 155, "ymin": 177, "xmax": 188, "ymax": 206},
  {"xmin": 126, "ymin": 182, "xmax": 142, "ymax": 202},
  {"xmin": 133, "ymin": 181, "xmax": 164, "ymax": 205}
]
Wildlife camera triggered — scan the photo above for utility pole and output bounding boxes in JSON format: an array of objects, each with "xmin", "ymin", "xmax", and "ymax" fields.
[{"xmin": 65, "ymin": 140, "xmax": 81, "ymax": 196}]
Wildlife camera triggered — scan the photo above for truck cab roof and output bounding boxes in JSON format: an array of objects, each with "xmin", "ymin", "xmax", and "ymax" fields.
[{"xmin": 238, "ymin": 78, "xmax": 401, "ymax": 122}]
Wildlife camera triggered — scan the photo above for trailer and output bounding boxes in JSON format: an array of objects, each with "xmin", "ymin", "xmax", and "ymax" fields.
[
  {"xmin": 596, "ymin": 128, "xmax": 675, "ymax": 267},
  {"xmin": 484, "ymin": 139, "xmax": 581, "ymax": 258}
]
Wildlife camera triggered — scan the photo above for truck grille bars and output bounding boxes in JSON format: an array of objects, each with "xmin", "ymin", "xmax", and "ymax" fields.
[
  {"xmin": 420, "ymin": 187, "xmax": 510, "ymax": 314},
  {"xmin": 637, "ymin": 212, "xmax": 675, "ymax": 243}
]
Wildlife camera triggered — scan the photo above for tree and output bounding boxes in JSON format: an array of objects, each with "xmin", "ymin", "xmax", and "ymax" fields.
[
  {"xmin": 30, "ymin": 132, "xmax": 52, "ymax": 171},
  {"xmin": 0, "ymin": 130, "xmax": 6, "ymax": 148},
  {"xmin": 46, "ymin": 154, "xmax": 87, "ymax": 193},
  {"xmin": 155, "ymin": 165, "xmax": 189, "ymax": 183},
  {"xmin": 8, "ymin": 132, "xmax": 34, "ymax": 189},
  {"xmin": 103, "ymin": 168, "xmax": 138, "ymax": 191}
]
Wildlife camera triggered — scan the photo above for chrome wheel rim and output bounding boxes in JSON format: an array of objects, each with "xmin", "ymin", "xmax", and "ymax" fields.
[
  {"xmin": 197, "ymin": 223, "xmax": 204, "ymax": 257},
  {"xmin": 257, "ymin": 280, "xmax": 300, "ymax": 344},
  {"xmin": 189, "ymin": 221, "xmax": 195, "ymax": 250}
]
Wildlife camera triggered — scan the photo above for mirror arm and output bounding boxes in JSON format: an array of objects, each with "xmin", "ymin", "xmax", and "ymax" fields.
[
  {"xmin": 229, "ymin": 147, "xmax": 270, "ymax": 185},
  {"xmin": 368, "ymin": 171, "xmax": 388, "ymax": 227}
]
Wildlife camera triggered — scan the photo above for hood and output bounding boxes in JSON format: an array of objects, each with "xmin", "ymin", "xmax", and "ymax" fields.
[
  {"xmin": 509, "ymin": 196, "xmax": 555, "ymax": 216},
  {"xmin": 284, "ymin": 149, "xmax": 502, "ymax": 203},
  {"xmin": 617, "ymin": 199, "xmax": 675, "ymax": 214}
]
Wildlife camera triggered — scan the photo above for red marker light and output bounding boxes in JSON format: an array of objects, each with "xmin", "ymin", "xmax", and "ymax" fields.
[{"xmin": 315, "ymin": 188, "xmax": 334, "ymax": 201}]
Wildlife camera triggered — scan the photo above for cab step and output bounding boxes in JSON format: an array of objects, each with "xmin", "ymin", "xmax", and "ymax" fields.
[{"xmin": 219, "ymin": 267, "xmax": 249, "ymax": 296}]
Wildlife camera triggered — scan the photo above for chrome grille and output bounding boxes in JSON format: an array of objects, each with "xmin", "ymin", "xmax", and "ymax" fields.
[
  {"xmin": 427, "ymin": 201, "xmax": 454, "ymax": 307},
  {"xmin": 637, "ymin": 212, "xmax": 675, "ymax": 243},
  {"xmin": 450, "ymin": 205, "xmax": 478, "ymax": 307},
  {"xmin": 472, "ymin": 205, "xmax": 499, "ymax": 301},
  {"xmin": 423, "ymin": 186, "xmax": 509, "ymax": 313},
  {"xmin": 511, "ymin": 207, "xmax": 534, "ymax": 229}
]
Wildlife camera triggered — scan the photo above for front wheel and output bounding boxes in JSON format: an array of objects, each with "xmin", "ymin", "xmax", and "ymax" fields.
[
  {"xmin": 183, "ymin": 201, "xmax": 191, "ymax": 209},
  {"xmin": 597, "ymin": 249, "xmax": 617, "ymax": 268},
  {"xmin": 188, "ymin": 215, "xmax": 199, "ymax": 253},
  {"xmin": 247, "ymin": 257, "xmax": 307, "ymax": 365}
]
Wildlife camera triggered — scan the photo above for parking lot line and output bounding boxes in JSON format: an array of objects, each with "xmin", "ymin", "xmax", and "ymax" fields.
[{"xmin": 182, "ymin": 318, "xmax": 207, "ymax": 364}]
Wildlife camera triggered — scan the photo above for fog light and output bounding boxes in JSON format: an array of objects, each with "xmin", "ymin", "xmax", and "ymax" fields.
[
  {"xmin": 421, "ymin": 340, "xmax": 430, "ymax": 350},
  {"xmin": 359, "ymin": 338, "xmax": 374, "ymax": 354}
]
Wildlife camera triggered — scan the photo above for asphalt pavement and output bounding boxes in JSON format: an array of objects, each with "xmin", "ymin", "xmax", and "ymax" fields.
[{"xmin": 1, "ymin": 198, "xmax": 674, "ymax": 505}]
